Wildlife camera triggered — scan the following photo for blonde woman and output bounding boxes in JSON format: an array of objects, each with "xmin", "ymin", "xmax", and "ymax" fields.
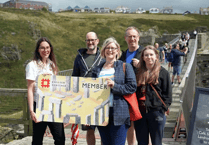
[{"xmin": 92, "ymin": 37, "xmax": 137, "ymax": 145}]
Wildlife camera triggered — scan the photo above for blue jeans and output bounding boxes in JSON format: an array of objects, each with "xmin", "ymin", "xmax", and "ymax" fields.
[
  {"xmin": 134, "ymin": 110, "xmax": 166, "ymax": 145},
  {"xmin": 173, "ymin": 65, "xmax": 181, "ymax": 76},
  {"xmin": 97, "ymin": 108, "xmax": 129, "ymax": 145}
]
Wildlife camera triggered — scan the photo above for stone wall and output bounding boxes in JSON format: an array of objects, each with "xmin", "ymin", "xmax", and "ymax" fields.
[
  {"xmin": 197, "ymin": 33, "xmax": 208, "ymax": 49},
  {"xmin": 139, "ymin": 36, "xmax": 155, "ymax": 46},
  {"xmin": 156, "ymin": 34, "xmax": 180, "ymax": 45},
  {"xmin": 139, "ymin": 34, "xmax": 180, "ymax": 46},
  {"xmin": 196, "ymin": 54, "xmax": 209, "ymax": 87}
]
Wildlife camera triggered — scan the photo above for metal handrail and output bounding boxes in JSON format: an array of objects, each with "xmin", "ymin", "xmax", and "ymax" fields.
[{"xmin": 174, "ymin": 35, "xmax": 198, "ymax": 140}]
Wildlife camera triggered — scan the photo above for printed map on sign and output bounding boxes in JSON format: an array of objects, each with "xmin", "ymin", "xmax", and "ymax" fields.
[{"xmin": 36, "ymin": 75, "xmax": 111, "ymax": 126}]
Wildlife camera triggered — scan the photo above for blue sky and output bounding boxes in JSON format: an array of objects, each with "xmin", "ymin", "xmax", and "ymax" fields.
[{"xmin": 0, "ymin": 0, "xmax": 208, "ymax": 13}]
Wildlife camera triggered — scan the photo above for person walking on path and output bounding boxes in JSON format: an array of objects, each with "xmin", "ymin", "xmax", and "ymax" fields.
[
  {"xmin": 167, "ymin": 44, "xmax": 173, "ymax": 72},
  {"xmin": 154, "ymin": 43, "xmax": 165, "ymax": 63},
  {"xmin": 171, "ymin": 44, "xmax": 188, "ymax": 85}
]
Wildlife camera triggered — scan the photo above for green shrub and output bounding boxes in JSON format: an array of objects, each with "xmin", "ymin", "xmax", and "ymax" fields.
[{"xmin": 42, "ymin": 7, "xmax": 48, "ymax": 12}]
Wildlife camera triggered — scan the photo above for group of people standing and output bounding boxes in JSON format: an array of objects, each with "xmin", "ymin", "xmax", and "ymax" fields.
[
  {"xmin": 26, "ymin": 26, "xmax": 172, "ymax": 145},
  {"xmin": 161, "ymin": 34, "xmax": 189, "ymax": 86}
]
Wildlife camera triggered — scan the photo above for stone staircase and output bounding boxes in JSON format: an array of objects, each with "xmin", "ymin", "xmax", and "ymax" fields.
[{"xmin": 163, "ymin": 39, "xmax": 196, "ymax": 138}]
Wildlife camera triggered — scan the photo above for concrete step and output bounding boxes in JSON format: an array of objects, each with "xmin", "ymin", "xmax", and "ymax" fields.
[
  {"xmin": 170, "ymin": 102, "xmax": 181, "ymax": 107},
  {"xmin": 172, "ymin": 94, "xmax": 180, "ymax": 98},
  {"xmin": 169, "ymin": 108, "xmax": 180, "ymax": 113},
  {"xmin": 165, "ymin": 122, "xmax": 176, "ymax": 128},
  {"xmin": 163, "ymin": 131, "xmax": 173, "ymax": 138},
  {"xmin": 172, "ymin": 97, "xmax": 180, "ymax": 102}
]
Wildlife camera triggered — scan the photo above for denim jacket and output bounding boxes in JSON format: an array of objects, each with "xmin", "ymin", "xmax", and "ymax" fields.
[{"xmin": 92, "ymin": 60, "xmax": 137, "ymax": 126}]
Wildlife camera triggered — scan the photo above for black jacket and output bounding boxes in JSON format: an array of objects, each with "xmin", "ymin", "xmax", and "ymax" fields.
[
  {"xmin": 72, "ymin": 48, "xmax": 102, "ymax": 77},
  {"xmin": 136, "ymin": 67, "xmax": 172, "ymax": 112},
  {"xmin": 119, "ymin": 45, "xmax": 143, "ymax": 74}
]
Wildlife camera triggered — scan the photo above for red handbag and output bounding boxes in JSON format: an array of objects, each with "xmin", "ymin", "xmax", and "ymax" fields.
[
  {"xmin": 123, "ymin": 63, "xmax": 142, "ymax": 121},
  {"xmin": 123, "ymin": 92, "xmax": 142, "ymax": 121}
]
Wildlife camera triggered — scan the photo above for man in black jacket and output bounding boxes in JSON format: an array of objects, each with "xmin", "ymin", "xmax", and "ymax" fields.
[
  {"xmin": 72, "ymin": 32, "xmax": 102, "ymax": 145},
  {"xmin": 120, "ymin": 26, "xmax": 143, "ymax": 145},
  {"xmin": 120, "ymin": 26, "xmax": 143, "ymax": 74}
]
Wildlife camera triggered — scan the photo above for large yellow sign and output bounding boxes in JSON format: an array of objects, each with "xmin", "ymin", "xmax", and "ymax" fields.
[{"xmin": 36, "ymin": 75, "xmax": 111, "ymax": 126}]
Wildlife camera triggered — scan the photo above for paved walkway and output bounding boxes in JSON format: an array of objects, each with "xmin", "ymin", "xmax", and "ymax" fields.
[
  {"xmin": 4, "ymin": 137, "xmax": 187, "ymax": 145},
  {"xmin": 3, "ymin": 127, "xmax": 186, "ymax": 145}
]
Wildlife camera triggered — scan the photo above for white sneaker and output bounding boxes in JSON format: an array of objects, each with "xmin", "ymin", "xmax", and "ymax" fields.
[{"xmin": 171, "ymin": 82, "xmax": 174, "ymax": 87}]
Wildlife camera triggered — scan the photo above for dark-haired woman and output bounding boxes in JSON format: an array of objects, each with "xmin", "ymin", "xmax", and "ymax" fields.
[
  {"xmin": 134, "ymin": 45, "xmax": 172, "ymax": 145},
  {"xmin": 25, "ymin": 37, "xmax": 65, "ymax": 145}
]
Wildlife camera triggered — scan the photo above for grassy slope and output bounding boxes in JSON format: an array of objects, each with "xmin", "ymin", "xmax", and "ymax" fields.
[{"xmin": 0, "ymin": 8, "xmax": 209, "ymax": 88}]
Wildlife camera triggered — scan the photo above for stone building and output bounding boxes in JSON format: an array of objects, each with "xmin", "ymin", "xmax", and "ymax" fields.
[
  {"xmin": 199, "ymin": 7, "xmax": 209, "ymax": 15},
  {"xmin": 159, "ymin": 6, "xmax": 173, "ymax": 14},
  {"xmin": 0, "ymin": 3, "xmax": 3, "ymax": 7},
  {"xmin": 66, "ymin": 6, "xmax": 73, "ymax": 11},
  {"xmin": 3, "ymin": 0, "xmax": 50, "ymax": 11},
  {"xmin": 73, "ymin": 5, "xmax": 81, "ymax": 12},
  {"xmin": 149, "ymin": 8, "xmax": 160, "ymax": 13},
  {"xmin": 136, "ymin": 7, "xmax": 146, "ymax": 14},
  {"xmin": 115, "ymin": 6, "xmax": 131, "ymax": 13},
  {"xmin": 84, "ymin": 6, "xmax": 92, "ymax": 12},
  {"xmin": 100, "ymin": 7, "xmax": 110, "ymax": 13},
  {"xmin": 93, "ymin": 7, "xmax": 100, "ymax": 13}
]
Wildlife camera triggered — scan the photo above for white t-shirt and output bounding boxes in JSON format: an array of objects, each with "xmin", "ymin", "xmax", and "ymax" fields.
[
  {"xmin": 25, "ymin": 59, "xmax": 54, "ymax": 102},
  {"xmin": 99, "ymin": 67, "xmax": 115, "ymax": 107}
]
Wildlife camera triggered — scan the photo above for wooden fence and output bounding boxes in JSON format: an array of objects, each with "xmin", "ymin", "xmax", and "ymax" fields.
[
  {"xmin": 0, "ymin": 88, "xmax": 32, "ymax": 136},
  {"xmin": 0, "ymin": 69, "xmax": 73, "ymax": 137}
]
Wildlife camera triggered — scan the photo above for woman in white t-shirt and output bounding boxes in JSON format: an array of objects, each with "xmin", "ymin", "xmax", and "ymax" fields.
[{"xmin": 25, "ymin": 37, "xmax": 65, "ymax": 145}]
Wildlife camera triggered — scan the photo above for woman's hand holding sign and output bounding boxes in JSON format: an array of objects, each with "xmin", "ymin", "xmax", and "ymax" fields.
[{"xmin": 106, "ymin": 78, "xmax": 115, "ymax": 88}]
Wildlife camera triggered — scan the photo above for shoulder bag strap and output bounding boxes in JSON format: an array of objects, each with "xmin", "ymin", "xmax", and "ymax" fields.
[
  {"xmin": 123, "ymin": 63, "xmax": 126, "ymax": 74},
  {"xmin": 150, "ymin": 84, "xmax": 167, "ymax": 109}
]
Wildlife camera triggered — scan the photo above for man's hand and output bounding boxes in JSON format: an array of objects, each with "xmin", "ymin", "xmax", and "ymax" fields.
[{"xmin": 132, "ymin": 58, "xmax": 140, "ymax": 68}]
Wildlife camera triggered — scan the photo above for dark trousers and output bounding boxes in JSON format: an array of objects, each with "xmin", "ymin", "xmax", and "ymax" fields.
[
  {"xmin": 32, "ymin": 102, "xmax": 65, "ymax": 145},
  {"xmin": 97, "ymin": 107, "xmax": 129, "ymax": 145},
  {"xmin": 134, "ymin": 110, "xmax": 166, "ymax": 145}
]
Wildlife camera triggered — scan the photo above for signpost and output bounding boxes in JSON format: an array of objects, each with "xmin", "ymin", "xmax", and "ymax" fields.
[{"xmin": 187, "ymin": 87, "xmax": 209, "ymax": 145}]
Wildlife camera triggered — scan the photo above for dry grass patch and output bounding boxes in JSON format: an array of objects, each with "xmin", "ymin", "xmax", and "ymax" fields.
[
  {"xmin": 0, "ymin": 11, "xmax": 65, "ymax": 31},
  {"xmin": 0, "ymin": 111, "xmax": 23, "ymax": 119},
  {"xmin": 56, "ymin": 12, "xmax": 196, "ymax": 21},
  {"xmin": 0, "ymin": 11, "xmax": 20, "ymax": 20}
]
